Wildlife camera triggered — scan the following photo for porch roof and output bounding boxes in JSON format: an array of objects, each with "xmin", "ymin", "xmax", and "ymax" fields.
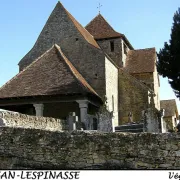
[{"xmin": 0, "ymin": 44, "xmax": 102, "ymax": 105}]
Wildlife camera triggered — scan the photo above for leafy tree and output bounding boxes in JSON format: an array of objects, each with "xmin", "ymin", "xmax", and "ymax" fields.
[{"xmin": 157, "ymin": 8, "xmax": 180, "ymax": 98}]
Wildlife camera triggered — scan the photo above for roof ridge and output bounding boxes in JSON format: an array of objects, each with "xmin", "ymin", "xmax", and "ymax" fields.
[
  {"xmin": 160, "ymin": 99, "xmax": 176, "ymax": 101},
  {"xmin": 58, "ymin": 2, "xmax": 100, "ymax": 49},
  {"xmin": 86, "ymin": 14, "xmax": 120, "ymax": 33},
  {"xmin": 85, "ymin": 13, "xmax": 122, "ymax": 40},
  {"xmin": 120, "ymin": 68, "xmax": 153, "ymax": 92},
  {"xmin": 85, "ymin": 14, "xmax": 100, "ymax": 28},
  {"xmin": 130, "ymin": 47, "xmax": 156, "ymax": 51},
  {"xmin": 0, "ymin": 46, "xmax": 55, "ymax": 92},
  {"xmin": 54, "ymin": 44, "xmax": 100, "ymax": 98},
  {"xmin": 98, "ymin": 14, "xmax": 119, "ymax": 33},
  {"xmin": 125, "ymin": 47, "xmax": 156, "ymax": 73},
  {"xmin": 0, "ymin": 44, "xmax": 101, "ymax": 100}
]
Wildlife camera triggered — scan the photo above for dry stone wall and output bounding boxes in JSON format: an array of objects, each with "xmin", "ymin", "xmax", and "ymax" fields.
[
  {"xmin": 0, "ymin": 110, "xmax": 67, "ymax": 131},
  {"xmin": 0, "ymin": 127, "xmax": 180, "ymax": 169}
]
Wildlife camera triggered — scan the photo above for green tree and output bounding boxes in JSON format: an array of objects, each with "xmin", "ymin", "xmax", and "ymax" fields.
[{"xmin": 157, "ymin": 8, "xmax": 180, "ymax": 98}]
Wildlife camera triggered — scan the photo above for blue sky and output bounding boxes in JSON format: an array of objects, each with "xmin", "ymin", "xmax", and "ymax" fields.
[{"xmin": 0, "ymin": 0, "xmax": 180, "ymax": 111}]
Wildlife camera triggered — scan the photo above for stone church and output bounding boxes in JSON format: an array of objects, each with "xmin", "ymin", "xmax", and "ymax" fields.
[{"xmin": 0, "ymin": 2, "xmax": 161, "ymax": 130}]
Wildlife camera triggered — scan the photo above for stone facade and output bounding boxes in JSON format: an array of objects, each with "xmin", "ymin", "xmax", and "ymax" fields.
[
  {"xmin": 0, "ymin": 110, "xmax": 67, "ymax": 131},
  {"xmin": 153, "ymin": 70, "xmax": 160, "ymax": 110},
  {"xmin": 105, "ymin": 57, "xmax": 118, "ymax": 127},
  {"xmin": 97, "ymin": 38, "xmax": 123, "ymax": 67},
  {"xmin": 1, "ymin": 127, "xmax": 180, "ymax": 169},
  {"xmin": 164, "ymin": 116, "xmax": 177, "ymax": 131},
  {"xmin": 122, "ymin": 39, "xmax": 130, "ymax": 67},
  {"xmin": 118, "ymin": 69, "xmax": 150, "ymax": 124},
  {"xmin": 132, "ymin": 71, "xmax": 160, "ymax": 111},
  {"xmin": 18, "ymin": 3, "xmax": 106, "ymax": 98}
]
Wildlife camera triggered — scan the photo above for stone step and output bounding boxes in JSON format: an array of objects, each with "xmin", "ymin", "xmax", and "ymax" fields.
[
  {"xmin": 115, "ymin": 123, "xmax": 143, "ymax": 131},
  {"xmin": 115, "ymin": 128, "xmax": 144, "ymax": 133}
]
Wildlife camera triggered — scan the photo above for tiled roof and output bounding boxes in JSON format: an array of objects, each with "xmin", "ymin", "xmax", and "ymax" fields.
[
  {"xmin": 85, "ymin": 14, "xmax": 134, "ymax": 49},
  {"xmin": 124, "ymin": 48, "xmax": 156, "ymax": 74},
  {"xmin": 85, "ymin": 14, "xmax": 122, "ymax": 39},
  {"xmin": 160, "ymin": 99, "xmax": 179, "ymax": 117},
  {"xmin": 0, "ymin": 44, "xmax": 100, "ymax": 99}
]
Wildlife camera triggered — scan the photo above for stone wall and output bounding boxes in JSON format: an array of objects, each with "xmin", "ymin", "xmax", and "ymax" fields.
[
  {"xmin": 163, "ymin": 116, "xmax": 175, "ymax": 131},
  {"xmin": 97, "ymin": 38, "xmax": 123, "ymax": 67},
  {"xmin": 105, "ymin": 57, "xmax": 118, "ymax": 127},
  {"xmin": 18, "ymin": 3, "xmax": 106, "ymax": 98},
  {"xmin": 132, "ymin": 71, "xmax": 160, "ymax": 111},
  {"xmin": 121, "ymin": 39, "xmax": 130, "ymax": 67},
  {"xmin": 118, "ymin": 69, "xmax": 150, "ymax": 124},
  {"xmin": 1, "ymin": 127, "xmax": 180, "ymax": 169},
  {"xmin": 0, "ymin": 110, "xmax": 67, "ymax": 131},
  {"xmin": 153, "ymin": 69, "xmax": 160, "ymax": 110}
]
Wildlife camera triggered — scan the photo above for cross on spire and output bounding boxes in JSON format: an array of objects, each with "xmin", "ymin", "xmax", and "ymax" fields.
[{"xmin": 97, "ymin": 3, "xmax": 102, "ymax": 14}]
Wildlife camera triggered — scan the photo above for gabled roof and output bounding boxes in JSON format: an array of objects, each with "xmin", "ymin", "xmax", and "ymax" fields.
[
  {"xmin": 18, "ymin": 2, "xmax": 100, "ymax": 67},
  {"xmin": 62, "ymin": 5, "xmax": 99, "ymax": 49},
  {"xmin": 124, "ymin": 48, "xmax": 156, "ymax": 74},
  {"xmin": 119, "ymin": 68, "xmax": 153, "ymax": 92},
  {"xmin": 85, "ymin": 14, "xmax": 122, "ymax": 39},
  {"xmin": 0, "ymin": 44, "xmax": 100, "ymax": 99},
  {"xmin": 61, "ymin": 2, "xmax": 100, "ymax": 49},
  {"xmin": 85, "ymin": 14, "xmax": 133, "ymax": 49},
  {"xmin": 160, "ymin": 99, "xmax": 179, "ymax": 118}
]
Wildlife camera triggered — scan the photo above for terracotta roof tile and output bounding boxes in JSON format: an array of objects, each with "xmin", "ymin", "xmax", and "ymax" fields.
[
  {"xmin": 85, "ymin": 14, "xmax": 122, "ymax": 39},
  {"xmin": 124, "ymin": 48, "xmax": 156, "ymax": 74},
  {"xmin": 85, "ymin": 14, "xmax": 134, "ymax": 49},
  {"xmin": 0, "ymin": 44, "xmax": 100, "ymax": 99},
  {"xmin": 160, "ymin": 99, "xmax": 179, "ymax": 117}
]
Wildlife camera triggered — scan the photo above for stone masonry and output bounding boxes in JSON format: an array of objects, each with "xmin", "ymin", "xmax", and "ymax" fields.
[
  {"xmin": 0, "ymin": 127, "xmax": 180, "ymax": 169},
  {"xmin": 0, "ymin": 110, "xmax": 67, "ymax": 131},
  {"xmin": 118, "ymin": 69, "xmax": 150, "ymax": 124},
  {"xmin": 18, "ymin": 2, "xmax": 107, "ymax": 98}
]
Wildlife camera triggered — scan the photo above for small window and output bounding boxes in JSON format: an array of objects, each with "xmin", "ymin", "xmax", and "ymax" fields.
[
  {"xmin": 110, "ymin": 41, "xmax": 114, "ymax": 52},
  {"xmin": 75, "ymin": 38, "xmax": 79, "ymax": 41}
]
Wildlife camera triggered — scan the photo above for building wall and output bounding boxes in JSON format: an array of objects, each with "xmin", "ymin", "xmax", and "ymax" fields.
[
  {"xmin": 163, "ymin": 115, "xmax": 177, "ymax": 131},
  {"xmin": 105, "ymin": 57, "xmax": 118, "ymax": 127},
  {"xmin": 118, "ymin": 70, "xmax": 149, "ymax": 124},
  {"xmin": 132, "ymin": 72, "xmax": 160, "ymax": 110},
  {"xmin": 153, "ymin": 70, "xmax": 160, "ymax": 110},
  {"xmin": 1, "ymin": 128, "xmax": 180, "ymax": 169},
  {"xmin": 18, "ymin": 4, "xmax": 106, "ymax": 98},
  {"xmin": 97, "ymin": 38, "xmax": 123, "ymax": 67},
  {"xmin": 121, "ymin": 40, "xmax": 130, "ymax": 67},
  {"xmin": 132, "ymin": 73, "xmax": 154, "ymax": 89}
]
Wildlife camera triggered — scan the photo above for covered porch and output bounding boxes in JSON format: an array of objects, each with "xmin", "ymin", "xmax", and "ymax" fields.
[{"xmin": 0, "ymin": 94, "xmax": 102, "ymax": 130}]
